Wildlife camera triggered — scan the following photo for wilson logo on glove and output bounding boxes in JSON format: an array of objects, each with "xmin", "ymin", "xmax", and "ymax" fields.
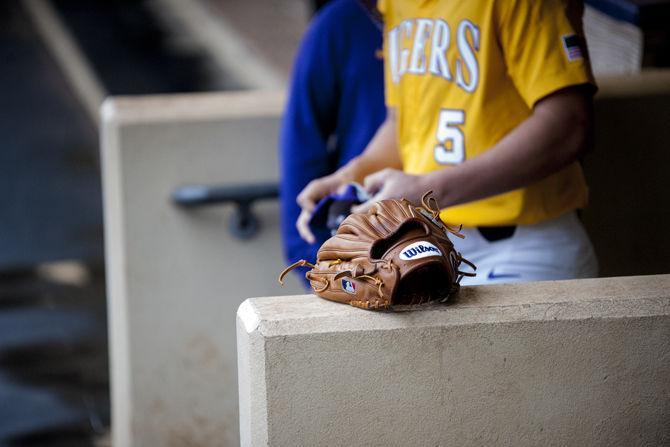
[
  {"xmin": 399, "ymin": 241, "xmax": 442, "ymax": 260},
  {"xmin": 341, "ymin": 279, "xmax": 356, "ymax": 294}
]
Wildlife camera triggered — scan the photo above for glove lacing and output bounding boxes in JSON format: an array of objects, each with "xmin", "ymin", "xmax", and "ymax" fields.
[
  {"xmin": 338, "ymin": 258, "xmax": 397, "ymax": 302},
  {"xmin": 415, "ymin": 191, "xmax": 466, "ymax": 239},
  {"xmin": 278, "ymin": 258, "xmax": 383, "ymax": 298},
  {"xmin": 279, "ymin": 259, "xmax": 314, "ymax": 284},
  {"xmin": 416, "ymin": 191, "xmax": 476, "ymax": 283}
]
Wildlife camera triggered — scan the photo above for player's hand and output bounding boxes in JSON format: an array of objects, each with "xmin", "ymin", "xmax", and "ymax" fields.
[
  {"xmin": 296, "ymin": 173, "xmax": 346, "ymax": 243},
  {"xmin": 352, "ymin": 168, "xmax": 427, "ymax": 214}
]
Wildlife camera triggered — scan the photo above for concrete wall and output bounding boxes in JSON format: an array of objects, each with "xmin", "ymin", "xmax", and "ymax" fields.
[
  {"xmin": 237, "ymin": 275, "xmax": 670, "ymax": 446},
  {"xmin": 101, "ymin": 90, "xmax": 303, "ymax": 447},
  {"xmin": 101, "ymin": 71, "xmax": 670, "ymax": 446}
]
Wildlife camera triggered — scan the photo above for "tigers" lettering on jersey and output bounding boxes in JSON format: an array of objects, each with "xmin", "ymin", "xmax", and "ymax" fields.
[{"xmin": 387, "ymin": 18, "xmax": 480, "ymax": 93}]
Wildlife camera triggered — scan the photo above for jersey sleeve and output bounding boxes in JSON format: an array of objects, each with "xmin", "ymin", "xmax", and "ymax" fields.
[{"xmin": 496, "ymin": 0, "xmax": 596, "ymax": 107}]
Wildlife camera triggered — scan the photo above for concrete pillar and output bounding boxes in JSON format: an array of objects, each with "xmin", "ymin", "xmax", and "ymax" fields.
[
  {"xmin": 237, "ymin": 275, "xmax": 670, "ymax": 446},
  {"xmin": 101, "ymin": 90, "xmax": 303, "ymax": 447},
  {"xmin": 583, "ymin": 69, "xmax": 670, "ymax": 277}
]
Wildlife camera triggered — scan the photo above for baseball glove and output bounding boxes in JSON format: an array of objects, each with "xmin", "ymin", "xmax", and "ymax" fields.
[{"xmin": 279, "ymin": 191, "xmax": 475, "ymax": 310}]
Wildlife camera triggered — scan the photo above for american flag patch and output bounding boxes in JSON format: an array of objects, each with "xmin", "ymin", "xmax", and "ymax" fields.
[{"xmin": 562, "ymin": 34, "xmax": 584, "ymax": 61}]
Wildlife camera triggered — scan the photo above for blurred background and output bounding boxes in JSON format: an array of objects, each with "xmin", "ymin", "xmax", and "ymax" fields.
[
  {"xmin": 1, "ymin": 0, "xmax": 669, "ymax": 446},
  {"xmin": 1, "ymin": 1, "xmax": 311, "ymax": 445}
]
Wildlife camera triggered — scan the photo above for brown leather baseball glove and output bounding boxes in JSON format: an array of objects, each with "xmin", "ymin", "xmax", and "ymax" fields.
[{"xmin": 279, "ymin": 191, "xmax": 475, "ymax": 310}]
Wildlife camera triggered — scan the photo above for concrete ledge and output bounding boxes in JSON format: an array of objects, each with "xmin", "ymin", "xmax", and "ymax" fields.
[
  {"xmin": 100, "ymin": 90, "xmax": 285, "ymax": 125},
  {"xmin": 237, "ymin": 275, "xmax": 670, "ymax": 446},
  {"xmin": 596, "ymin": 69, "xmax": 670, "ymax": 98}
]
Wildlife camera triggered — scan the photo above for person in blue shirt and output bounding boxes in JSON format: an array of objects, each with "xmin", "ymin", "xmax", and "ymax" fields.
[{"xmin": 279, "ymin": 0, "xmax": 386, "ymax": 286}]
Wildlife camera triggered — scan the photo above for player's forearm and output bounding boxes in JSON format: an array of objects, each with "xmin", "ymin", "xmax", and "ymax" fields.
[
  {"xmin": 429, "ymin": 88, "xmax": 593, "ymax": 209},
  {"xmin": 338, "ymin": 109, "xmax": 402, "ymax": 183}
]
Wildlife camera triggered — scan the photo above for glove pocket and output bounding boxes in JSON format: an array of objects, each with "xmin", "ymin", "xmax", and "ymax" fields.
[{"xmin": 385, "ymin": 236, "xmax": 456, "ymax": 306}]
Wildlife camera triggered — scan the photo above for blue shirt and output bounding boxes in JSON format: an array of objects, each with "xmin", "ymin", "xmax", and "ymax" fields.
[{"xmin": 279, "ymin": 0, "xmax": 386, "ymax": 285}]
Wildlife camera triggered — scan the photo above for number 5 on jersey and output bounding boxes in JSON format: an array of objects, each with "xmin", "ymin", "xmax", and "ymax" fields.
[{"xmin": 434, "ymin": 109, "xmax": 465, "ymax": 165}]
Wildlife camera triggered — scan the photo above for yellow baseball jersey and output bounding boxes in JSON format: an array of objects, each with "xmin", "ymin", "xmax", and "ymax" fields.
[{"xmin": 378, "ymin": 0, "xmax": 596, "ymax": 226}]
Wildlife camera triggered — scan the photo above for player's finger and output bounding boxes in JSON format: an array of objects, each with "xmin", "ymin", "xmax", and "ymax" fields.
[
  {"xmin": 297, "ymin": 176, "xmax": 338, "ymax": 211},
  {"xmin": 296, "ymin": 209, "xmax": 316, "ymax": 244},
  {"xmin": 351, "ymin": 186, "xmax": 388, "ymax": 214},
  {"xmin": 336, "ymin": 183, "xmax": 350, "ymax": 194},
  {"xmin": 362, "ymin": 168, "xmax": 393, "ymax": 195},
  {"xmin": 296, "ymin": 181, "xmax": 319, "ymax": 212},
  {"xmin": 351, "ymin": 199, "xmax": 374, "ymax": 214}
]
